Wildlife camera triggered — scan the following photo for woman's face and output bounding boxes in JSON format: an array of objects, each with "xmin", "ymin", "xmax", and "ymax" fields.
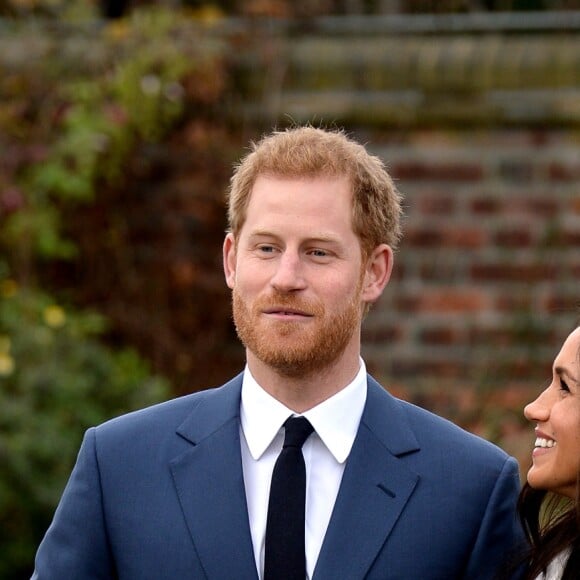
[{"xmin": 524, "ymin": 327, "xmax": 580, "ymax": 498}]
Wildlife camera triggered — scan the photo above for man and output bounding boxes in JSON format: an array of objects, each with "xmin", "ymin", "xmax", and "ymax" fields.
[{"xmin": 33, "ymin": 126, "xmax": 524, "ymax": 579}]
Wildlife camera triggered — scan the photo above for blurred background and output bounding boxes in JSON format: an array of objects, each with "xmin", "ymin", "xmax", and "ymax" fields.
[{"xmin": 0, "ymin": 0, "xmax": 579, "ymax": 577}]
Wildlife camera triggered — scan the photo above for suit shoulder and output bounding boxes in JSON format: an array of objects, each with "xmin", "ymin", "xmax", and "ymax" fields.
[
  {"xmin": 94, "ymin": 376, "xmax": 241, "ymax": 439},
  {"xmin": 395, "ymin": 395, "xmax": 511, "ymax": 462}
]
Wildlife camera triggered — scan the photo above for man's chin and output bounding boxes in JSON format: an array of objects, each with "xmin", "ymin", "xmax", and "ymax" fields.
[
  {"xmin": 260, "ymin": 319, "xmax": 311, "ymax": 338},
  {"xmin": 250, "ymin": 339, "xmax": 316, "ymax": 372},
  {"xmin": 252, "ymin": 339, "xmax": 347, "ymax": 378},
  {"xmin": 256, "ymin": 354, "xmax": 325, "ymax": 379}
]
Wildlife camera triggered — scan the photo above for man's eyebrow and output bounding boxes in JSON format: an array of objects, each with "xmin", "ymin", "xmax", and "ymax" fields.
[
  {"xmin": 246, "ymin": 230, "xmax": 280, "ymax": 241},
  {"xmin": 305, "ymin": 235, "xmax": 342, "ymax": 245},
  {"xmin": 248, "ymin": 230, "xmax": 342, "ymax": 244}
]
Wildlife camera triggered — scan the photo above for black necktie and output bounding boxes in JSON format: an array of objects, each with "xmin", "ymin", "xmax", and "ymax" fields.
[{"xmin": 264, "ymin": 416, "xmax": 314, "ymax": 580}]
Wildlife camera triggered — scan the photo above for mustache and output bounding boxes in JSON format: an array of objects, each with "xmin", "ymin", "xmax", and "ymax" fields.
[{"xmin": 253, "ymin": 293, "xmax": 324, "ymax": 315}]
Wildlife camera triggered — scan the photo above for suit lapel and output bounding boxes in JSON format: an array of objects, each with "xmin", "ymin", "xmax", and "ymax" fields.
[
  {"xmin": 313, "ymin": 377, "xmax": 421, "ymax": 580},
  {"xmin": 169, "ymin": 375, "xmax": 258, "ymax": 580}
]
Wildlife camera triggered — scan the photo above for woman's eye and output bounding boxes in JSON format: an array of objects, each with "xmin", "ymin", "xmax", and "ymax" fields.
[{"xmin": 560, "ymin": 378, "xmax": 570, "ymax": 393}]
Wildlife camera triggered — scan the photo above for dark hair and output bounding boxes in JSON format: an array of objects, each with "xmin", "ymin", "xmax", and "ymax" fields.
[
  {"xmin": 513, "ymin": 325, "xmax": 580, "ymax": 579},
  {"xmin": 517, "ymin": 483, "xmax": 580, "ymax": 579}
]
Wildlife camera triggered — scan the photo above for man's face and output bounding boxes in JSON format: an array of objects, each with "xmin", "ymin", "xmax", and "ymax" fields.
[{"xmin": 223, "ymin": 175, "xmax": 378, "ymax": 378}]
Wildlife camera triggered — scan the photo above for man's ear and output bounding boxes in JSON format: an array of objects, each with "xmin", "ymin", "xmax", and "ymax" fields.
[
  {"xmin": 223, "ymin": 233, "xmax": 237, "ymax": 289},
  {"xmin": 361, "ymin": 244, "xmax": 393, "ymax": 303}
]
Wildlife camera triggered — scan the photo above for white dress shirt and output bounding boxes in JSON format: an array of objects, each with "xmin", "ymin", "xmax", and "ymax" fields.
[{"xmin": 240, "ymin": 360, "xmax": 367, "ymax": 580}]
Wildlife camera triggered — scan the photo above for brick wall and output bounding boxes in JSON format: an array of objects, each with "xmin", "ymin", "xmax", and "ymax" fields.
[
  {"xmin": 360, "ymin": 129, "xmax": 579, "ymax": 397},
  {"xmin": 230, "ymin": 16, "xmax": 580, "ymax": 457}
]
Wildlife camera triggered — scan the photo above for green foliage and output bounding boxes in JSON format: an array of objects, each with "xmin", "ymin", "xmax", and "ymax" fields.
[
  {"xmin": 0, "ymin": 0, "xmax": 95, "ymax": 19},
  {"xmin": 0, "ymin": 280, "xmax": 169, "ymax": 579},
  {"xmin": 0, "ymin": 11, "xmax": 225, "ymax": 576},
  {"xmin": 0, "ymin": 12, "xmax": 228, "ymax": 577},
  {"xmin": 3, "ymin": 10, "xmax": 201, "ymax": 261}
]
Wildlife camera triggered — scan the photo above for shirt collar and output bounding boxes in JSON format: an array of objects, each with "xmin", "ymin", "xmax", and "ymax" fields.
[{"xmin": 240, "ymin": 360, "xmax": 367, "ymax": 464}]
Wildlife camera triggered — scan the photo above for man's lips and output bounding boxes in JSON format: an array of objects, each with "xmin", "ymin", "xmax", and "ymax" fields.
[{"xmin": 262, "ymin": 307, "xmax": 313, "ymax": 317}]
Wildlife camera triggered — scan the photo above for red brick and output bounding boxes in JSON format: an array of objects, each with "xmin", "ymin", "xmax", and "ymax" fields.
[
  {"xmin": 525, "ymin": 198, "xmax": 559, "ymax": 217},
  {"xmin": 470, "ymin": 197, "xmax": 502, "ymax": 214},
  {"xmin": 471, "ymin": 263, "xmax": 558, "ymax": 283},
  {"xmin": 528, "ymin": 131, "xmax": 551, "ymax": 147},
  {"xmin": 417, "ymin": 194, "xmax": 456, "ymax": 215},
  {"xmin": 502, "ymin": 196, "xmax": 559, "ymax": 218},
  {"xmin": 559, "ymin": 229, "xmax": 580, "ymax": 245},
  {"xmin": 397, "ymin": 289, "xmax": 487, "ymax": 313},
  {"xmin": 419, "ymin": 326, "xmax": 464, "ymax": 345},
  {"xmin": 541, "ymin": 293, "xmax": 580, "ymax": 313},
  {"xmin": 468, "ymin": 326, "xmax": 514, "ymax": 347},
  {"xmin": 494, "ymin": 228, "xmax": 533, "ymax": 248},
  {"xmin": 495, "ymin": 294, "xmax": 534, "ymax": 311},
  {"xmin": 403, "ymin": 228, "xmax": 442, "ymax": 247},
  {"xmin": 502, "ymin": 358, "xmax": 552, "ymax": 381},
  {"xmin": 443, "ymin": 227, "xmax": 486, "ymax": 248},
  {"xmin": 548, "ymin": 162, "xmax": 580, "ymax": 182},
  {"xmin": 362, "ymin": 325, "xmax": 404, "ymax": 344},
  {"xmin": 405, "ymin": 226, "xmax": 485, "ymax": 249},
  {"xmin": 391, "ymin": 161, "xmax": 483, "ymax": 182}
]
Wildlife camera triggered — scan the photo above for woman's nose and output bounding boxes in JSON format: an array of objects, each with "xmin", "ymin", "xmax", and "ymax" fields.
[{"xmin": 524, "ymin": 388, "xmax": 551, "ymax": 423}]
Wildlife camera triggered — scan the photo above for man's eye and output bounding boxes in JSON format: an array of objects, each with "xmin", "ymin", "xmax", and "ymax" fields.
[
  {"xmin": 258, "ymin": 245, "xmax": 275, "ymax": 253},
  {"xmin": 560, "ymin": 378, "xmax": 570, "ymax": 393},
  {"xmin": 310, "ymin": 249, "xmax": 328, "ymax": 258}
]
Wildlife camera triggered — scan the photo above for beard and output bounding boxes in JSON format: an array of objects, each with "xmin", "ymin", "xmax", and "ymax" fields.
[{"xmin": 232, "ymin": 284, "xmax": 363, "ymax": 379}]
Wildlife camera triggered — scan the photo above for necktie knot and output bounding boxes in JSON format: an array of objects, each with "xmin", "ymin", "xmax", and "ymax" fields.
[{"xmin": 283, "ymin": 416, "xmax": 314, "ymax": 449}]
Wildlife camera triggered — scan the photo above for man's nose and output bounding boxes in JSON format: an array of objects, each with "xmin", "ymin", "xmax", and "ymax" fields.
[{"xmin": 270, "ymin": 252, "xmax": 307, "ymax": 293}]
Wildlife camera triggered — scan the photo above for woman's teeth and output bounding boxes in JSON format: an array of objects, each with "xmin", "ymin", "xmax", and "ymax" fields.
[{"xmin": 534, "ymin": 437, "xmax": 556, "ymax": 448}]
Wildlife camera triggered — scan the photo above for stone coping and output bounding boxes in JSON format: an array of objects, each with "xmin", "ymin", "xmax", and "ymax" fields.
[{"xmin": 1, "ymin": 15, "xmax": 578, "ymax": 126}]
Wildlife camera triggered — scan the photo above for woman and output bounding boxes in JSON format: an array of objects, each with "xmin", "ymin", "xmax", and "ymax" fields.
[{"xmin": 518, "ymin": 325, "xmax": 580, "ymax": 580}]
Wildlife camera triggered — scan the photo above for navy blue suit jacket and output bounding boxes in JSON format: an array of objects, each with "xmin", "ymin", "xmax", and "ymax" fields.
[{"xmin": 33, "ymin": 374, "xmax": 525, "ymax": 579}]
